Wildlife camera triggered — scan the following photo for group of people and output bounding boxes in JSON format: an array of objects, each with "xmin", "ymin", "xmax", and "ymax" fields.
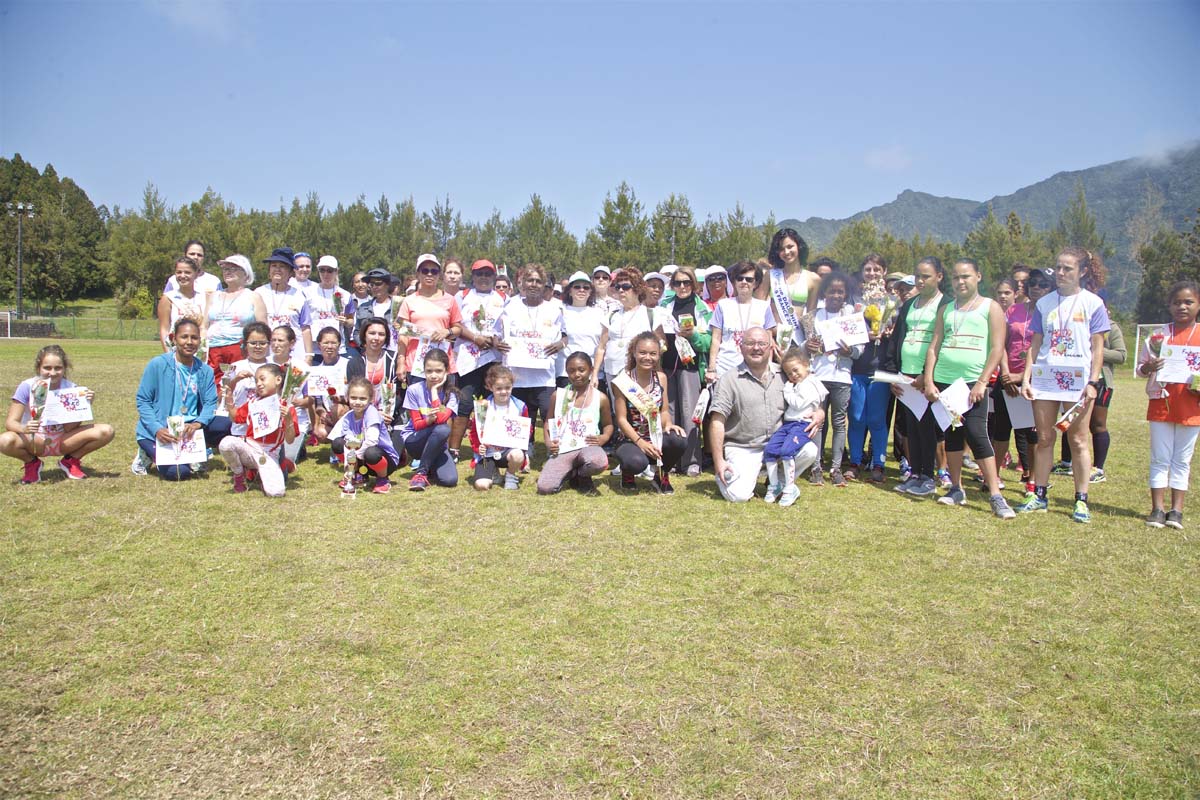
[{"xmin": 5, "ymin": 231, "xmax": 1198, "ymax": 530}]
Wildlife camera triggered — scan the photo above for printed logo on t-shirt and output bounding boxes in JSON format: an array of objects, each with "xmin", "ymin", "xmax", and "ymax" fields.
[{"xmin": 1050, "ymin": 328, "xmax": 1074, "ymax": 356}]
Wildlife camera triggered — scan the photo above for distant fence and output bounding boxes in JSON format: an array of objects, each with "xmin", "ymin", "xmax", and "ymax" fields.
[{"xmin": 16, "ymin": 316, "xmax": 160, "ymax": 341}]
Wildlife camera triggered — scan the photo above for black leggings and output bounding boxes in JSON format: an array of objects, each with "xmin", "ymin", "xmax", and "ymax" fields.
[
  {"xmin": 615, "ymin": 432, "xmax": 686, "ymax": 475},
  {"xmin": 938, "ymin": 382, "xmax": 993, "ymax": 458},
  {"xmin": 990, "ymin": 381, "xmax": 1037, "ymax": 472},
  {"xmin": 902, "ymin": 402, "xmax": 939, "ymax": 479}
]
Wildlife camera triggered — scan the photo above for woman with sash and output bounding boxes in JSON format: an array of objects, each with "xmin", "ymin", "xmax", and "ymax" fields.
[
  {"xmin": 612, "ymin": 332, "xmax": 687, "ymax": 494},
  {"xmin": 760, "ymin": 228, "xmax": 821, "ymax": 351}
]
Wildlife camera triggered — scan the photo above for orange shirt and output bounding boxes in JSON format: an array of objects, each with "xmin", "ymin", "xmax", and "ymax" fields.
[{"xmin": 1147, "ymin": 324, "xmax": 1200, "ymax": 425}]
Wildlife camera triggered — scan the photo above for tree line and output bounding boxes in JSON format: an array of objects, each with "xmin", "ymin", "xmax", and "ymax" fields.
[{"xmin": 1, "ymin": 153, "xmax": 1194, "ymax": 320}]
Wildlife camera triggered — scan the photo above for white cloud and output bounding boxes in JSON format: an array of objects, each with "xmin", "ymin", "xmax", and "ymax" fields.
[
  {"xmin": 864, "ymin": 144, "xmax": 913, "ymax": 172},
  {"xmin": 147, "ymin": 0, "xmax": 243, "ymax": 45}
]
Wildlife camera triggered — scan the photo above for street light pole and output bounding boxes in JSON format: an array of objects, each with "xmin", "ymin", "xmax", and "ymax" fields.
[
  {"xmin": 6, "ymin": 202, "xmax": 35, "ymax": 319},
  {"xmin": 659, "ymin": 211, "xmax": 688, "ymax": 264}
]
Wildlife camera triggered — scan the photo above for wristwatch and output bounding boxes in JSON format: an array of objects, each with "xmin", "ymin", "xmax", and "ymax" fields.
[{"xmin": 1087, "ymin": 379, "xmax": 1102, "ymax": 390}]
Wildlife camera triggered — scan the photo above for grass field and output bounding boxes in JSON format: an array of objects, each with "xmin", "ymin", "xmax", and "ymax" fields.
[{"xmin": 0, "ymin": 339, "xmax": 1196, "ymax": 798}]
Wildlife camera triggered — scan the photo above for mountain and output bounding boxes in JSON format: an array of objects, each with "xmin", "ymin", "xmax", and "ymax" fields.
[{"xmin": 779, "ymin": 143, "xmax": 1200, "ymax": 309}]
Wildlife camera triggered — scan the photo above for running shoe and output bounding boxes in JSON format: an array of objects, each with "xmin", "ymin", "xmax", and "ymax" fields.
[
  {"xmin": 1072, "ymin": 500, "xmax": 1091, "ymax": 524},
  {"xmin": 962, "ymin": 453, "xmax": 978, "ymax": 470},
  {"xmin": 907, "ymin": 477, "xmax": 937, "ymax": 498},
  {"xmin": 1016, "ymin": 493, "xmax": 1048, "ymax": 513},
  {"xmin": 1165, "ymin": 510, "xmax": 1184, "ymax": 530},
  {"xmin": 372, "ymin": 477, "xmax": 391, "ymax": 494},
  {"xmin": 1051, "ymin": 460, "xmax": 1073, "ymax": 476},
  {"xmin": 937, "ymin": 487, "xmax": 966, "ymax": 506},
  {"xmin": 893, "ymin": 477, "xmax": 918, "ymax": 494},
  {"xmin": 58, "ymin": 455, "xmax": 86, "ymax": 480},
  {"xmin": 869, "ymin": 465, "xmax": 885, "ymax": 483},
  {"xmin": 409, "ymin": 472, "xmax": 429, "ymax": 492},
  {"xmin": 131, "ymin": 449, "xmax": 150, "ymax": 476},
  {"xmin": 809, "ymin": 469, "xmax": 824, "ymax": 486},
  {"xmin": 936, "ymin": 468, "xmax": 952, "ymax": 488},
  {"xmin": 842, "ymin": 465, "xmax": 859, "ymax": 482},
  {"xmin": 829, "ymin": 467, "xmax": 847, "ymax": 487},
  {"xmin": 764, "ymin": 483, "xmax": 782, "ymax": 504},
  {"xmin": 1145, "ymin": 509, "xmax": 1166, "ymax": 529},
  {"xmin": 898, "ymin": 457, "xmax": 912, "ymax": 481},
  {"xmin": 620, "ymin": 472, "xmax": 637, "ymax": 492},
  {"xmin": 1089, "ymin": 467, "xmax": 1106, "ymax": 484},
  {"xmin": 654, "ymin": 472, "xmax": 675, "ymax": 495},
  {"xmin": 504, "ymin": 473, "xmax": 521, "ymax": 490},
  {"xmin": 990, "ymin": 494, "xmax": 1016, "ymax": 520},
  {"xmin": 778, "ymin": 485, "xmax": 800, "ymax": 507},
  {"xmin": 21, "ymin": 458, "xmax": 43, "ymax": 484}
]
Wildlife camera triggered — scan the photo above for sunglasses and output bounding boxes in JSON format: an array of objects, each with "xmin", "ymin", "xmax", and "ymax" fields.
[
  {"xmin": 318, "ymin": 267, "xmax": 337, "ymax": 274},
  {"xmin": 705, "ymin": 275, "xmax": 726, "ymax": 282},
  {"xmin": 734, "ymin": 275, "xmax": 756, "ymax": 284},
  {"xmin": 613, "ymin": 283, "xmax": 634, "ymax": 291},
  {"xmin": 593, "ymin": 274, "xmax": 611, "ymax": 280},
  {"xmin": 570, "ymin": 284, "xmax": 591, "ymax": 290},
  {"xmin": 670, "ymin": 279, "xmax": 693, "ymax": 287},
  {"xmin": 418, "ymin": 267, "xmax": 441, "ymax": 276}
]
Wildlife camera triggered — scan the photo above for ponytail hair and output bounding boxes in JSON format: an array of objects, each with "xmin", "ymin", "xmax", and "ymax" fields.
[{"xmin": 1058, "ymin": 246, "xmax": 1107, "ymax": 293}]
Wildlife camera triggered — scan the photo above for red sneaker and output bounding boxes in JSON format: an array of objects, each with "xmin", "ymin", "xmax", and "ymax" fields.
[
  {"xmin": 372, "ymin": 477, "xmax": 391, "ymax": 494},
  {"xmin": 58, "ymin": 455, "xmax": 86, "ymax": 480},
  {"xmin": 21, "ymin": 458, "xmax": 43, "ymax": 484},
  {"xmin": 409, "ymin": 472, "xmax": 429, "ymax": 492}
]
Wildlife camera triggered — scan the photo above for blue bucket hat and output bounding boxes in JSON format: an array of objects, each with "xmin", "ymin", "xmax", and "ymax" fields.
[{"xmin": 262, "ymin": 247, "xmax": 295, "ymax": 269}]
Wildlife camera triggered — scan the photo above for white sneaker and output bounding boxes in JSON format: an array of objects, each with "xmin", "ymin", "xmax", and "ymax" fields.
[
  {"xmin": 763, "ymin": 484, "xmax": 781, "ymax": 504},
  {"xmin": 778, "ymin": 485, "xmax": 801, "ymax": 508},
  {"xmin": 130, "ymin": 448, "xmax": 150, "ymax": 476},
  {"xmin": 639, "ymin": 465, "xmax": 655, "ymax": 479}
]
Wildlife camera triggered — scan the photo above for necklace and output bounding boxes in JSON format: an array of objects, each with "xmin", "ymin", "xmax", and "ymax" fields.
[
  {"xmin": 1051, "ymin": 290, "xmax": 1083, "ymax": 334},
  {"xmin": 947, "ymin": 294, "xmax": 981, "ymax": 346},
  {"xmin": 173, "ymin": 357, "xmax": 197, "ymax": 416}
]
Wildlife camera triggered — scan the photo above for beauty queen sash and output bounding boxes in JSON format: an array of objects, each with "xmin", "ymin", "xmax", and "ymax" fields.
[{"xmin": 770, "ymin": 268, "xmax": 802, "ymax": 348}]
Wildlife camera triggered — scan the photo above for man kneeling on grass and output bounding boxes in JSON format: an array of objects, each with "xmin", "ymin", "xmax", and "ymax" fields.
[{"xmin": 709, "ymin": 327, "xmax": 824, "ymax": 503}]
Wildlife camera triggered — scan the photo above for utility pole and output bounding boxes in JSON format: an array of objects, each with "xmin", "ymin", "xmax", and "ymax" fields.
[
  {"xmin": 659, "ymin": 211, "xmax": 688, "ymax": 264},
  {"xmin": 6, "ymin": 202, "xmax": 35, "ymax": 319}
]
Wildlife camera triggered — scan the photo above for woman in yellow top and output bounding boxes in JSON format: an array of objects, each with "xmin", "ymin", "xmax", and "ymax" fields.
[
  {"xmin": 759, "ymin": 228, "xmax": 820, "ymax": 349},
  {"xmin": 922, "ymin": 258, "xmax": 1012, "ymax": 518}
]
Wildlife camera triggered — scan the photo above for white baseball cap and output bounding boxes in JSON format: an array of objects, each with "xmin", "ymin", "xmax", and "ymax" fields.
[
  {"xmin": 316, "ymin": 255, "xmax": 339, "ymax": 271},
  {"xmin": 217, "ymin": 254, "xmax": 254, "ymax": 285},
  {"xmin": 415, "ymin": 253, "xmax": 441, "ymax": 270}
]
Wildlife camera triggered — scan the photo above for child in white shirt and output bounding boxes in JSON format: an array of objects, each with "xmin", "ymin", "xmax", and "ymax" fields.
[{"xmin": 763, "ymin": 348, "xmax": 827, "ymax": 507}]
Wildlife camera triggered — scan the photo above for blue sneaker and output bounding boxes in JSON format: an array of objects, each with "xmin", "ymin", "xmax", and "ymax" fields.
[
  {"xmin": 1072, "ymin": 500, "xmax": 1091, "ymax": 524},
  {"xmin": 937, "ymin": 486, "xmax": 966, "ymax": 506},
  {"xmin": 907, "ymin": 477, "xmax": 937, "ymax": 498},
  {"xmin": 893, "ymin": 477, "xmax": 918, "ymax": 494},
  {"xmin": 1016, "ymin": 493, "xmax": 1048, "ymax": 513},
  {"xmin": 899, "ymin": 457, "xmax": 912, "ymax": 481}
]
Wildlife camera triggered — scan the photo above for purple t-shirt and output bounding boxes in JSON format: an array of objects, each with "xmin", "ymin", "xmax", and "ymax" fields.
[
  {"xmin": 331, "ymin": 403, "xmax": 399, "ymax": 461},
  {"xmin": 394, "ymin": 381, "xmax": 460, "ymax": 441},
  {"xmin": 13, "ymin": 377, "xmax": 76, "ymax": 434}
]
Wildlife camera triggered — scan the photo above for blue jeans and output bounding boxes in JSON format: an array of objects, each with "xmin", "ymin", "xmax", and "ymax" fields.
[
  {"xmin": 849, "ymin": 374, "xmax": 891, "ymax": 468},
  {"xmin": 397, "ymin": 423, "xmax": 458, "ymax": 487},
  {"xmin": 137, "ymin": 423, "xmax": 225, "ymax": 481}
]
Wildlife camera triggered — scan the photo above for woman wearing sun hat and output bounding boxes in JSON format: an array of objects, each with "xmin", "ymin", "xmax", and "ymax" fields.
[
  {"xmin": 559, "ymin": 271, "xmax": 608, "ymax": 388},
  {"xmin": 201, "ymin": 254, "xmax": 267, "ymax": 387}
]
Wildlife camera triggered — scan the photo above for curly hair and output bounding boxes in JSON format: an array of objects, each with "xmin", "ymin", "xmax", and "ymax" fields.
[
  {"xmin": 768, "ymin": 228, "xmax": 810, "ymax": 271},
  {"xmin": 611, "ymin": 267, "xmax": 646, "ymax": 302},
  {"xmin": 1057, "ymin": 246, "xmax": 1107, "ymax": 293},
  {"xmin": 624, "ymin": 330, "xmax": 661, "ymax": 375}
]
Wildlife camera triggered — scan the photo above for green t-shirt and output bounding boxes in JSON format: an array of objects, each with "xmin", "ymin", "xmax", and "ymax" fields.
[
  {"xmin": 933, "ymin": 297, "xmax": 992, "ymax": 384},
  {"xmin": 899, "ymin": 295, "xmax": 942, "ymax": 375}
]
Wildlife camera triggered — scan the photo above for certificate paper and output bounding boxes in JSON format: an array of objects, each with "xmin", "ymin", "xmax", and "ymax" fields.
[
  {"xmin": 1030, "ymin": 364, "xmax": 1085, "ymax": 401},
  {"xmin": 1003, "ymin": 392, "xmax": 1035, "ymax": 430},
  {"xmin": 305, "ymin": 367, "xmax": 347, "ymax": 400},
  {"xmin": 1157, "ymin": 344, "xmax": 1200, "ymax": 385},
  {"xmin": 155, "ymin": 429, "xmax": 207, "ymax": 466},
  {"xmin": 40, "ymin": 387, "xmax": 93, "ymax": 425},
  {"xmin": 816, "ymin": 314, "xmax": 869, "ymax": 350},
  {"xmin": 505, "ymin": 331, "xmax": 554, "ymax": 369},
  {"xmin": 554, "ymin": 412, "xmax": 593, "ymax": 455},
  {"xmin": 895, "ymin": 383, "xmax": 929, "ymax": 421},
  {"xmin": 481, "ymin": 411, "xmax": 531, "ymax": 450},
  {"xmin": 931, "ymin": 378, "xmax": 971, "ymax": 431},
  {"xmin": 248, "ymin": 396, "xmax": 282, "ymax": 436}
]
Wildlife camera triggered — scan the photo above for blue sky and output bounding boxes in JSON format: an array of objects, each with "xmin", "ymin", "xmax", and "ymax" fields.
[{"xmin": 2, "ymin": 1, "xmax": 1198, "ymax": 236}]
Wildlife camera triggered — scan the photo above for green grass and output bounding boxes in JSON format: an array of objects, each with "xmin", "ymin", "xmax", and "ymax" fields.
[{"xmin": 0, "ymin": 339, "xmax": 1197, "ymax": 798}]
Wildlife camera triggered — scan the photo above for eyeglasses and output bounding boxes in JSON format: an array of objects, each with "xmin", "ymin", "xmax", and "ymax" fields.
[
  {"xmin": 613, "ymin": 283, "xmax": 634, "ymax": 291},
  {"xmin": 734, "ymin": 275, "xmax": 756, "ymax": 284},
  {"xmin": 670, "ymin": 279, "xmax": 693, "ymax": 287},
  {"xmin": 418, "ymin": 267, "xmax": 440, "ymax": 276}
]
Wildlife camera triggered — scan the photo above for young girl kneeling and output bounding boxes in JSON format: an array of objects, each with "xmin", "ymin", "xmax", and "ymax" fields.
[
  {"xmin": 218, "ymin": 363, "xmax": 299, "ymax": 497},
  {"xmin": 538, "ymin": 352, "xmax": 614, "ymax": 495},
  {"xmin": 329, "ymin": 377, "xmax": 403, "ymax": 494}
]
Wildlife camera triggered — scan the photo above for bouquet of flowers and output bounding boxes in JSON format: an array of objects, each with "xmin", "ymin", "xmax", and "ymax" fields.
[
  {"xmin": 676, "ymin": 336, "xmax": 697, "ymax": 366},
  {"xmin": 332, "ymin": 292, "xmax": 344, "ymax": 316},
  {"xmin": 774, "ymin": 323, "xmax": 794, "ymax": 352},
  {"xmin": 280, "ymin": 361, "xmax": 309, "ymax": 402},
  {"xmin": 691, "ymin": 386, "xmax": 710, "ymax": 425},
  {"xmin": 28, "ymin": 378, "xmax": 50, "ymax": 421},
  {"xmin": 1054, "ymin": 398, "xmax": 1086, "ymax": 432},
  {"xmin": 1148, "ymin": 329, "xmax": 1166, "ymax": 356},
  {"xmin": 379, "ymin": 379, "xmax": 396, "ymax": 417},
  {"xmin": 861, "ymin": 279, "xmax": 897, "ymax": 337}
]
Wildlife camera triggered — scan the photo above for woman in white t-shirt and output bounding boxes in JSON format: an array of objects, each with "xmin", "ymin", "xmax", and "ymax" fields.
[
  {"xmin": 559, "ymin": 271, "xmax": 607, "ymax": 387},
  {"xmin": 593, "ymin": 268, "xmax": 653, "ymax": 388},
  {"xmin": 706, "ymin": 260, "xmax": 776, "ymax": 380},
  {"xmin": 495, "ymin": 264, "xmax": 568, "ymax": 438}
]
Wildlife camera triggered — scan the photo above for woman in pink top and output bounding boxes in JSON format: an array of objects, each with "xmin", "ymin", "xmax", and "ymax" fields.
[
  {"xmin": 396, "ymin": 253, "xmax": 464, "ymax": 383},
  {"xmin": 991, "ymin": 272, "xmax": 1050, "ymax": 489}
]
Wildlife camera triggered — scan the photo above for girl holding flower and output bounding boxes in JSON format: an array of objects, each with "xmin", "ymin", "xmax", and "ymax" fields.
[
  {"xmin": 2, "ymin": 344, "xmax": 115, "ymax": 483},
  {"xmin": 538, "ymin": 352, "xmax": 614, "ymax": 495},
  {"xmin": 847, "ymin": 254, "xmax": 894, "ymax": 483}
]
